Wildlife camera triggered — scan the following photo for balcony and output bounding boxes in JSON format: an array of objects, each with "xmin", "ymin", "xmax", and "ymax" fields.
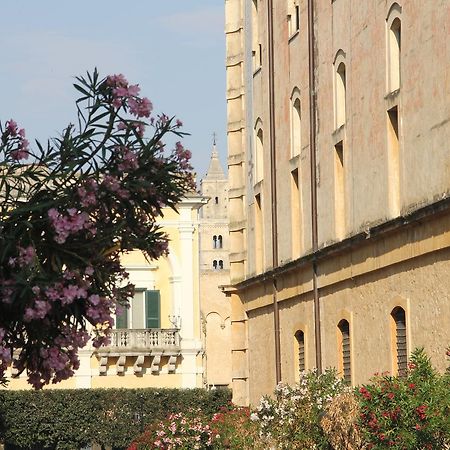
[{"xmin": 96, "ymin": 328, "xmax": 181, "ymax": 375}]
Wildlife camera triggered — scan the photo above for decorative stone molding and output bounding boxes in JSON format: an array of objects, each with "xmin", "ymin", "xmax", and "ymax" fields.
[
  {"xmin": 151, "ymin": 354, "xmax": 161, "ymax": 374},
  {"xmin": 116, "ymin": 355, "xmax": 126, "ymax": 375},
  {"xmin": 133, "ymin": 355, "xmax": 145, "ymax": 374},
  {"xmin": 99, "ymin": 356, "xmax": 108, "ymax": 375}
]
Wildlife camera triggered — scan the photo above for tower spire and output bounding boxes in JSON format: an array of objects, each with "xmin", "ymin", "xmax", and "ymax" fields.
[{"xmin": 204, "ymin": 134, "xmax": 225, "ymax": 180}]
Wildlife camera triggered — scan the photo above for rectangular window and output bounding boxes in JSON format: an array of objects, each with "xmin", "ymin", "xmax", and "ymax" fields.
[
  {"xmin": 145, "ymin": 290, "xmax": 161, "ymax": 328},
  {"xmin": 255, "ymin": 194, "xmax": 263, "ymax": 273},
  {"xmin": 291, "ymin": 169, "xmax": 301, "ymax": 257},
  {"xmin": 334, "ymin": 141, "xmax": 345, "ymax": 239},
  {"xmin": 116, "ymin": 307, "xmax": 128, "ymax": 329},
  {"xmin": 387, "ymin": 106, "xmax": 400, "ymax": 216}
]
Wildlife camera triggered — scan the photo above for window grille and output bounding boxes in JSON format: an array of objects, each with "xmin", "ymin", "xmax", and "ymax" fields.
[
  {"xmin": 338, "ymin": 319, "xmax": 351, "ymax": 383},
  {"xmin": 295, "ymin": 330, "xmax": 305, "ymax": 373},
  {"xmin": 392, "ymin": 307, "xmax": 407, "ymax": 377}
]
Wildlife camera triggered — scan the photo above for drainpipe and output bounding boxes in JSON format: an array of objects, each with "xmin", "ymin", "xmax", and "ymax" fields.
[
  {"xmin": 267, "ymin": 0, "xmax": 282, "ymax": 384},
  {"xmin": 307, "ymin": 0, "xmax": 323, "ymax": 373}
]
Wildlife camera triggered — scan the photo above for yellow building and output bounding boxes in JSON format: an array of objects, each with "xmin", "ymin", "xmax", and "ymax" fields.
[
  {"xmin": 225, "ymin": 0, "xmax": 450, "ymax": 405},
  {"xmin": 7, "ymin": 194, "xmax": 208, "ymax": 390}
]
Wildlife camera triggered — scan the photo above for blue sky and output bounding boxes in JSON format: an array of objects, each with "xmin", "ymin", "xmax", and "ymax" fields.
[{"xmin": 0, "ymin": 1, "xmax": 227, "ymax": 180}]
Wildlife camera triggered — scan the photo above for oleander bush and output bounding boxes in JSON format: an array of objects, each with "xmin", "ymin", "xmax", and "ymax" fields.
[
  {"xmin": 128, "ymin": 405, "xmax": 261, "ymax": 450},
  {"xmin": 252, "ymin": 368, "xmax": 348, "ymax": 449},
  {"xmin": 356, "ymin": 348, "xmax": 450, "ymax": 449},
  {"xmin": 211, "ymin": 406, "xmax": 260, "ymax": 449},
  {"xmin": 0, "ymin": 387, "xmax": 231, "ymax": 450},
  {"xmin": 0, "ymin": 70, "xmax": 194, "ymax": 388}
]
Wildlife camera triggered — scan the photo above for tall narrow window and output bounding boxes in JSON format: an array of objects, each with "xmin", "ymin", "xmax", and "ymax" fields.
[
  {"xmin": 295, "ymin": 330, "xmax": 306, "ymax": 375},
  {"xmin": 335, "ymin": 62, "xmax": 347, "ymax": 128},
  {"xmin": 338, "ymin": 319, "xmax": 351, "ymax": 384},
  {"xmin": 213, "ymin": 260, "xmax": 218, "ymax": 270},
  {"xmin": 387, "ymin": 106, "xmax": 400, "ymax": 216},
  {"xmin": 334, "ymin": 141, "xmax": 345, "ymax": 239},
  {"xmin": 215, "ymin": 196, "xmax": 219, "ymax": 204},
  {"xmin": 254, "ymin": 194, "xmax": 263, "ymax": 273},
  {"xmin": 218, "ymin": 260, "xmax": 224, "ymax": 270},
  {"xmin": 391, "ymin": 307, "xmax": 407, "ymax": 377},
  {"xmin": 252, "ymin": 0, "xmax": 261, "ymax": 70},
  {"xmin": 388, "ymin": 18, "xmax": 401, "ymax": 92},
  {"xmin": 291, "ymin": 169, "xmax": 301, "ymax": 257},
  {"xmin": 218, "ymin": 235, "xmax": 223, "ymax": 248},
  {"xmin": 291, "ymin": 94, "xmax": 301, "ymax": 157},
  {"xmin": 255, "ymin": 127, "xmax": 264, "ymax": 182},
  {"xmin": 213, "ymin": 235, "xmax": 217, "ymax": 249},
  {"xmin": 145, "ymin": 290, "xmax": 160, "ymax": 329}
]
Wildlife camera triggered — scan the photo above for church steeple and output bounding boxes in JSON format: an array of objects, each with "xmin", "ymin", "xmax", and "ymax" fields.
[{"xmin": 204, "ymin": 137, "xmax": 225, "ymax": 181}]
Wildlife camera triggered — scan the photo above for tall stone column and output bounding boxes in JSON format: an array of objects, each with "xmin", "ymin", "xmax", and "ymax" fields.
[{"xmin": 178, "ymin": 214, "xmax": 202, "ymax": 388}]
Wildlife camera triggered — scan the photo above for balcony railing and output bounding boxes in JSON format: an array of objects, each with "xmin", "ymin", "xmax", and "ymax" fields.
[
  {"xmin": 96, "ymin": 328, "xmax": 181, "ymax": 375},
  {"xmin": 106, "ymin": 328, "xmax": 181, "ymax": 352}
]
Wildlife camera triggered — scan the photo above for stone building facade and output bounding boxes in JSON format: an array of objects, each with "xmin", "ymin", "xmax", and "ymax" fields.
[
  {"xmin": 199, "ymin": 145, "xmax": 231, "ymax": 388},
  {"xmin": 225, "ymin": 0, "xmax": 450, "ymax": 405}
]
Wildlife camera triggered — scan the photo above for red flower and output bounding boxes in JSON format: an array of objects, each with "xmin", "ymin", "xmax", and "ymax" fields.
[
  {"xmin": 416, "ymin": 404, "xmax": 427, "ymax": 420},
  {"xmin": 359, "ymin": 387, "xmax": 372, "ymax": 400}
]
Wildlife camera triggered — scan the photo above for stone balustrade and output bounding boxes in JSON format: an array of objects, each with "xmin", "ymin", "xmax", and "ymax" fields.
[
  {"xmin": 107, "ymin": 328, "xmax": 180, "ymax": 350},
  {"xmin": 96, "ymin": 328, "xmax": 181, "ymax": 375}
]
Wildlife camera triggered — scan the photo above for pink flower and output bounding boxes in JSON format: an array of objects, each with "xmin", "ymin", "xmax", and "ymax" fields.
[{"xmin": 128, "ymin": 97, "xmax": 152, "ymax": 118}]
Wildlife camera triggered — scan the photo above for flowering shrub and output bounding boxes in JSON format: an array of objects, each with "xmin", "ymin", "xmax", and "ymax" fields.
[
  {"xmin": 357, "ymin": 348, "xmax": 450, "ymax": 449},
  {"xmin": 211, "ymin": 405, "xmax": 260, "ymax": 449},
  {"xmin": 0, "ymin": 70, "xmax": 194, "ymax": 388},
  {"xmin": 252, "ymin": 368, "xmax": 348, "ymax": 449},
  {"xmin": 129, "ymin": 411, "xmax": 216, "ymax": 450}
]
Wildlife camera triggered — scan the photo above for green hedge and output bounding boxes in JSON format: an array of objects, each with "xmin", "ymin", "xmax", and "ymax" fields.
[{"xmin": 0, "ymin": 387, "xmax": 231, "ymax": 450}]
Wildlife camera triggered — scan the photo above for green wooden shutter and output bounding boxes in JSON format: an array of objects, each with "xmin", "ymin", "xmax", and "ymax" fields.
[
  {"xmin": 145, "ymin": 290, "xmax": 160, "ymax": 328},
  {"xmin": 116, "ymin": 307, "xmax": 128, "ymax": 329}
]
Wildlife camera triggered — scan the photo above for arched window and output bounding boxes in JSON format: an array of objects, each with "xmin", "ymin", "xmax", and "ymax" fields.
[
  {"xmin": 391, "ymin": 306, "xmax": 407, "ymax": 377},
  {"xmin": 290, "ymin": 89, "xmax": 301, "ymax": 157},
  {"xmin": 218, "ymin": 260, "xmax": 224, "ymax": 270},
  {"xmin": 213, "ymin": 235, "xmax": 217, "ymax": 249},
  {"xmin": 386, "ymin": 3, "xmax": 402, "ymax": 92},
  {"xmin": 335, "ymin": 60, "xmax": 347, "ymax": 128},
  {"xmin": 287, "ymin": 0, "xmax": 300, "ymax": 36},
  {"xmin": 295, "ymin": 330, "xmax": 306, "ymax": 376},
  {"xmin": 255, "ymin": 123, "xmax": 264, "ymax": 182},
  {"xmin": 215, "ymin": 196, "xmax": 219, "ymax": 204},
  {"xmin": 212, "ymin": 260, "xmax": 218, "ymax": 270},
  {"xmin": 338, "ymin": 319, "xmax": 351, "ymax": 384},
  {"xmin": 218, "ymin": 235, "xmax": 223, "ymax": 248}
]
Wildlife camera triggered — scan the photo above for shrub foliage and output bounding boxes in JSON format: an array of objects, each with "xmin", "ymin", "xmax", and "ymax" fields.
[{"xmin": 0, "ymin": 387, "xmax": 231, "ymax": 450}]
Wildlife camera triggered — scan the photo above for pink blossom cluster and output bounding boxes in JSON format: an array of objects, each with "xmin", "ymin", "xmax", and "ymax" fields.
[
  {"xmin": 77, "ymin": 179, "xmax": 98, "ymax": 208},
  {"xmin": 107, "ymin": 73, "xmax": 152, "ymax": 119},
  {"xmin": 116, "ymin": 146, "xmax": 139, "ymax": 172},
  {"xmin": 48, "ymin": 208, "xmax": 96, "ymax": 244},
  {"xmin": 102, "ymin": 174, "xmax": 130, "ymax": 199},
  {"xmin": 3, "ymin": 119, "xmax": 29, "ymax": 160},
  {"xmin": 117, "ymin": 120, "xmax": 145, "ymax": 137},
  {"xmin": 8, "ymin": 245, "xmax": 36, "ymax": 268},
  {"xmin": 174, "ymin": 141, "xmax": 193, "ymax": 170}
]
